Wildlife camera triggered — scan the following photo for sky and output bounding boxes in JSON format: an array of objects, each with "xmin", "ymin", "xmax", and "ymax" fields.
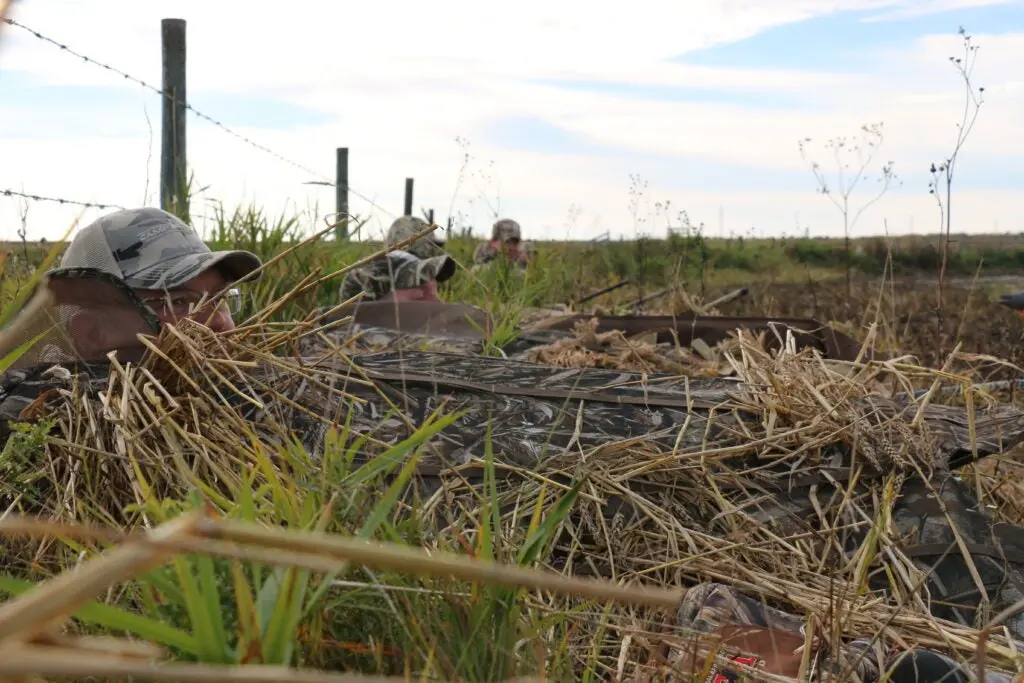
[{"xmin": 0, "ymin": 0, "xmax": 1021, "ymax": 243}]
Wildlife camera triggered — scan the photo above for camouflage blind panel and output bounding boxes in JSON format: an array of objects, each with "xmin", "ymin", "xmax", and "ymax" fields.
[
  {"xmin": 6, "ymin": 343, "xmax": 1024, "ymax": 641},
  {"xmin": 237, "ymin": 348, "xmax": 1024, "ymax": 643},
  {"xmin": 299, "ymin": 301, "xmax": 874, "ymax": 371},
  {"xmin": 299, "ymin": 322, "xmax": 488, "ymax": 357},
  {"xmin": 318, "ymin": 300, "xmax": 492, "ymax": 340},
  {"xmin": 299, "ymin": 300, "xmax": 494, "ymax": 356},
  {"xmin": 348, "ymin": 350, "xmax": 742, "ymax": 411}
]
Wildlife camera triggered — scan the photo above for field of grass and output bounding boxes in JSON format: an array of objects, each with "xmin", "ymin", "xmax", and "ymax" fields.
[
  {"xmin": 2, "ymin": 203, "xmax": 1024, "ymax": 681},
  {"xmin": 7, "ymin": 204, "xmax": 1024, "ymax": 368},
  {"xmin": 9, "ymin": 1, "xmax": 1024, "ymax": 677}
]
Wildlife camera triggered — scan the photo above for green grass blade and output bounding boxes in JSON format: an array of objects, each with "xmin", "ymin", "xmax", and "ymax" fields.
[
  {"xmin": 517, "ymin": 477, "xmax": 583, "ymax": 567},
  {"xmin": 0, "ymin": 575, "xmax": 199, "ymax": 655},
  {"xmin": 171, "ymin": 554, "xmax": 231, "ymax": 663}
]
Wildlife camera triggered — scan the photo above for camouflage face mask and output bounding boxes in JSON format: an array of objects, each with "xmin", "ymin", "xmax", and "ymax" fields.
[{"xmin": 0, "ymin": 269, "xmax": 163, "ymax": 368}]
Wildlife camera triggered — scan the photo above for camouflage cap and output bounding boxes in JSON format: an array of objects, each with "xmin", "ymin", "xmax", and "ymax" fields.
[
  {"xmin": 51, "ymin": 208, "xmax": 263, "ymax": 290},
  {"xmin": 386, "ymin": 216, "xmax": 446, "ymax": 260},
  {"xmin": 339, "ymin": 249, "xmax": 456, "ymax": 302},
  {"xmin": 492, "ymin": 218, "xmax": 521, "ymax": 242}
]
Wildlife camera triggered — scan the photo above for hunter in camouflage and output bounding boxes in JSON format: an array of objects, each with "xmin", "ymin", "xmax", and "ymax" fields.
[
  {"xmin": 473, "ymin": 218, "xmax": 533, "ymax": 269},
  {"xmin": 20, "ymin": 208, "xmax": 261, "ymax": 365}
]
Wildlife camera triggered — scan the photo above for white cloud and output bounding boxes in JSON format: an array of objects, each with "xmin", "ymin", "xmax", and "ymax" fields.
[
  {"xmin": 0, "ymin": 0, "xmax": 1022, "ymax": 244},
  {"xmin": 863, "ymin": 0, "xmax": 1017, "ymax": 22},
  {"xmin": 0, "ymin": 0, "xmax": 874, "ymax": 82}
]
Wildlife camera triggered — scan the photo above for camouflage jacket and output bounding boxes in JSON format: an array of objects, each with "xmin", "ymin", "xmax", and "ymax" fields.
[
  {"xmin": 5, "ymin": 347, "xmax": 1024, "ymax": 644},
  {"xmin": 472, "ymin": 241, "xmax": 530, "ymax": 268}
]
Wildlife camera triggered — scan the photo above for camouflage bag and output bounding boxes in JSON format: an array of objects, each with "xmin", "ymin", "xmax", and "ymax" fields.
[
  {"xmin": 667, "ymin": 583, "xmax": 810, "ymax": 681},
  {"xmin": 668, "ymin": 583, "xmax": 1021, "ymax": 683}
]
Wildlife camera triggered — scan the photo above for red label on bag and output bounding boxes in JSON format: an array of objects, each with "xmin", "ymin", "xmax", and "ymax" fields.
[{"xmin": 678, "ymin": 625, "xmax": 807, "ymax": 682}]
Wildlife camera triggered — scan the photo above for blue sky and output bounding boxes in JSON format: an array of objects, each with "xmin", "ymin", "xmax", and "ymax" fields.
[
  {"xmin": 485, "ymin": 2, "xmax": 1024, "ymax": 200},
  {"xmin": 0, "ymin": 0, "xmax": 1022, "ymax": 241},
  {"xmin": 0, "ymin": 71, "xmax": 335, "ymax": 136},
  {"xmin": 675, "ymin": 3, "xmax": 1024, "ymax": 71}
]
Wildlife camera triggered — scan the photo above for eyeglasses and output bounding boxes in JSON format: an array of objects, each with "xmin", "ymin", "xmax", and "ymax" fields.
[{"xmin": 140, "ymin": 287, "xmax": 243, "ymax": 318}]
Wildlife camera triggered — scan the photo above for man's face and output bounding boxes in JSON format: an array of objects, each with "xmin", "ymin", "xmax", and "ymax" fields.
[
  {"xmin": 60, "ymin": 268, "xmax": 239, "ymax": 362},
  {"xmin": 135, "ymin": 267, "xmax": 238, "ymax": 333},
  {"xmin": 498, "ymin": 237, "xmax": 528, "ymax": 264}
]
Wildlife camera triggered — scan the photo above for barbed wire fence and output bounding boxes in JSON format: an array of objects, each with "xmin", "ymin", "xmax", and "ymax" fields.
[{"xmin": 0, "ymin": 16, "xmax": 436, "ymax": 245}]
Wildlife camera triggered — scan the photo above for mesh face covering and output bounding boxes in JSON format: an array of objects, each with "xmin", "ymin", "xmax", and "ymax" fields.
[{"xmin": 0, "ymin": 268, "xmax": 161, "ymax": 369}]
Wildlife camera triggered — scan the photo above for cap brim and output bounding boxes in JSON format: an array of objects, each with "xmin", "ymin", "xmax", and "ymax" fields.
[
  {"xmin": 426, "ymin": 255, "xmax": 456, "ymax": 284},
  {"xmin": 121, "ymin": 249, "xmax": 263, "ymax": 290}
]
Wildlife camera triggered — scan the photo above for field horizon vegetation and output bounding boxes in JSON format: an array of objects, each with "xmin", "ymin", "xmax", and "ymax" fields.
[{"xmin": 5, "ymin": 14, "xmax": 1024, "ymax": 683}]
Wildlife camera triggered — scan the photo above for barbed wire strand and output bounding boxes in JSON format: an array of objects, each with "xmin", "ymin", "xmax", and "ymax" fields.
[
  {"xmin": 1, "ymin": 18, "xmax": 329, "ymax": 181},
  {"xmin": 1, "ymin": 189, "xmax": 125, "ymax": 211},
  {"xmin": 0, "ymin": 17, "xmax": 402, "ymax": 223}
]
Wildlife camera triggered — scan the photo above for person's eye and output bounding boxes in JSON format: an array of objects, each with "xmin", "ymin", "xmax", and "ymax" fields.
[{"xmin": 142, "ymin": 298, "xmax": 169, "ymax": 311}]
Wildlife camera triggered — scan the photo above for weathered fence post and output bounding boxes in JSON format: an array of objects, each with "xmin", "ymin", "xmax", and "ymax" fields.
[
  {"xmin": 427, "ymin": 209, "xmax": 435, "ymax": 225},
  {"xmin": 404, "ymin": 178, "xmax": 414, "ymax": 216},
  {"xmin": 335, "ymin": 147, "xmax": 349, "ymax": 240},
  {"xmin": 160, "ymin": 18, "xmax": 187, "ymax": 219}
]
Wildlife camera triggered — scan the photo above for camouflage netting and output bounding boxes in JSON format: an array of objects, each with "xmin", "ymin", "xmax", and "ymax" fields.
[{"xmin": 5, "ymin": 304, "xmax": 1024, "ymax": 680}]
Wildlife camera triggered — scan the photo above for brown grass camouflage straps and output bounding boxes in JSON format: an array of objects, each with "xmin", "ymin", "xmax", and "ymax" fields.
[{"xmin": 7, "ymin": 348, "xmax": 1024, "ymax": 646}]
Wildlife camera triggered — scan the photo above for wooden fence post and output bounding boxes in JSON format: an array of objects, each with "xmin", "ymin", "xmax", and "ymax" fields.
[
  {"xmin": 160, "ymin": 18, "xmax": 187, "ymax": 218},
  {"xmin": 404, "ymin": 178, "xmax": 414, "ymax": 216},
  {"xmin": 335, "ymin": 147, "xmax": 349, "ymax": 240}
]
